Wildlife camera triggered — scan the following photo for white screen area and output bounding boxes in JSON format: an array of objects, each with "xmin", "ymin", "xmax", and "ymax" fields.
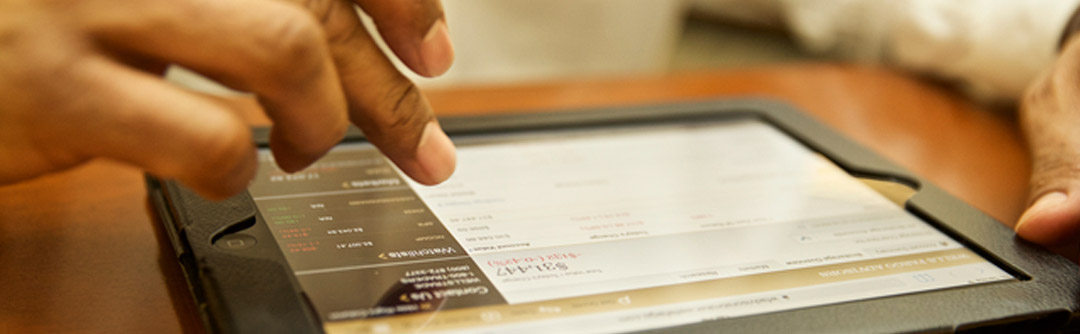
[{"xmin": 393, "ymin": 120, "xmax": 1011, "ymax": 333}]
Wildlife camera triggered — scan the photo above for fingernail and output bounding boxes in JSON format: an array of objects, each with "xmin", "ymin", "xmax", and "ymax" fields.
[
  {"xmin": 1016, "ymin": 191, "xmax": 1069, "ymax": 233},
  {"xmin": 415, "ymin": 121, "xmax": 456, "ymax": 184},
  {"xmin": 420, "ymin": 20, "xmax": 454, "ymax": 77}
]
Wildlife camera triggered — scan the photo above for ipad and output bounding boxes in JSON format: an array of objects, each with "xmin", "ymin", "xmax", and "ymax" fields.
[{"xmin": 148, "ymin": 100, "xmax": 1080, "ymax": 333}]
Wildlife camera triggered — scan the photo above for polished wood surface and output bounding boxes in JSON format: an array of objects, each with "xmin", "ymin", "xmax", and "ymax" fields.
[{"xmin": 0, "ymin": 64, "xmax": 1030, "ymax": 333}]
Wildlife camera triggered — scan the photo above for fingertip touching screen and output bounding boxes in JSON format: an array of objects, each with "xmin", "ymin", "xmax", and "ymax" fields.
[{"xmin": 246, "ymin": 118, "xmax": 1013, "ymax": 334}]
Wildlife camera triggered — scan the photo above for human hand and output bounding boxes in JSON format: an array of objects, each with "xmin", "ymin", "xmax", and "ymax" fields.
[
  {"xmin": 0, "ymin": 0, "xmax": 456, "ymax": 200},
  {"xmin": 1014, "ymin": 35, "xmax": 1080, "ymax": 260}
]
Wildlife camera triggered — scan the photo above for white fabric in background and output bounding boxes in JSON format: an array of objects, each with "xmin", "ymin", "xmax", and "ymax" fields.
[{"xmin": 694, "ymin": 0, "xmax": 1080, "ymax": 101}]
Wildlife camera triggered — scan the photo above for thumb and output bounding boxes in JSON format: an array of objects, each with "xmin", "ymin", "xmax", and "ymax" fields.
[
  {"xmin": 1015, "ymin": 47, "xmax": 1080, "ymax": 248},
  {"xmin": 1016, "ymin": 191, "xmax": 1080, "ymax": 246}
]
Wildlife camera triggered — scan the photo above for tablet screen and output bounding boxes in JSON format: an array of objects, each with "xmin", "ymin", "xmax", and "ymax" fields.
[{"xmin": 247, "ymin": 119, "xmax": 1014, "ymax": 333}]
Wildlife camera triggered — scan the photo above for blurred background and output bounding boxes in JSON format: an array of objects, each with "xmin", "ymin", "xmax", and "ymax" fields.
[
  {"xmin": 169, "ymin": 0, "xmax": 818, "ymax": 92},
  {"xmin": 169, "ymin": 0, "xmax": 1066, "ymax": 105},
  {"xmin": 404, "ymin": 0, "xmax": 814, "ymax": 87}
]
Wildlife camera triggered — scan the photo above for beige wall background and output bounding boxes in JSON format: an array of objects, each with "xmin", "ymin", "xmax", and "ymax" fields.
[{"xmin": 168, "ymin": 1, "xmax": 812, "ymax": 93}]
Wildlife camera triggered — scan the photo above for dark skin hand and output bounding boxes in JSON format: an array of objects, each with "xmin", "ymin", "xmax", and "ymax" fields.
[{"xmin": 0, "ymin": 0, "xmax": 457, "ymax": 200}]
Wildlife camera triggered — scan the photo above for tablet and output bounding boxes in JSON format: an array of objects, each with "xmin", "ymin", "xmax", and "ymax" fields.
[{"xmin": 148, "ymin": 100, "xmax": 1080, "ymax": 333}]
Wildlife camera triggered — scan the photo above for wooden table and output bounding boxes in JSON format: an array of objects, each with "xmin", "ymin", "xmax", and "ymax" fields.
[{"xmin": 0, "ymin": 64, "xmax": 1030, "ymax": 333}]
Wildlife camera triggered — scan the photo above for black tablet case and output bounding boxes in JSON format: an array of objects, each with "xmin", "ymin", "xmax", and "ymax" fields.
[{"xmin": 147, "ymin": 99, "xmax": 1080, "ymax": 333}]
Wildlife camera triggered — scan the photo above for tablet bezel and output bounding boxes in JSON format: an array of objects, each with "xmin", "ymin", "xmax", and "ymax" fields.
[{"xmin": 147, "ymin": 99, "xmax": 1080, "ymax": 333}]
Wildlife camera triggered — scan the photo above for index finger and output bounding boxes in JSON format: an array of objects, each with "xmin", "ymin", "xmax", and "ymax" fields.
[{"xmin": 299, "ymin": 0, "xmax": 456, "ymax": 185}]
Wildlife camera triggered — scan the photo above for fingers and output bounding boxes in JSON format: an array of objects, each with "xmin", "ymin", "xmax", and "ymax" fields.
[
  {"xmin": 1015, "ymin": 39, "xmax": 1080, "ymax": 248},
  {"xmin": 53, "ymin": 57, "xmax": 256, "ymax": 200},
  {"xmin": 4, "ymin": 0, "xmax": 455, "ymax": 200},
  {"xmin": 303, "ymin": 0, "xmax": 456, "ymax": 185},
  {"xmin": 73, "ymin": 0, "xmax": 455, "ymax": 186},
  {"xmin": 78, "ymin": 0, "xmax": 349, "ymax": 172},
  {"xmin": 354, "ymin": 0, "xmax": 454, "ymax": 77}
]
